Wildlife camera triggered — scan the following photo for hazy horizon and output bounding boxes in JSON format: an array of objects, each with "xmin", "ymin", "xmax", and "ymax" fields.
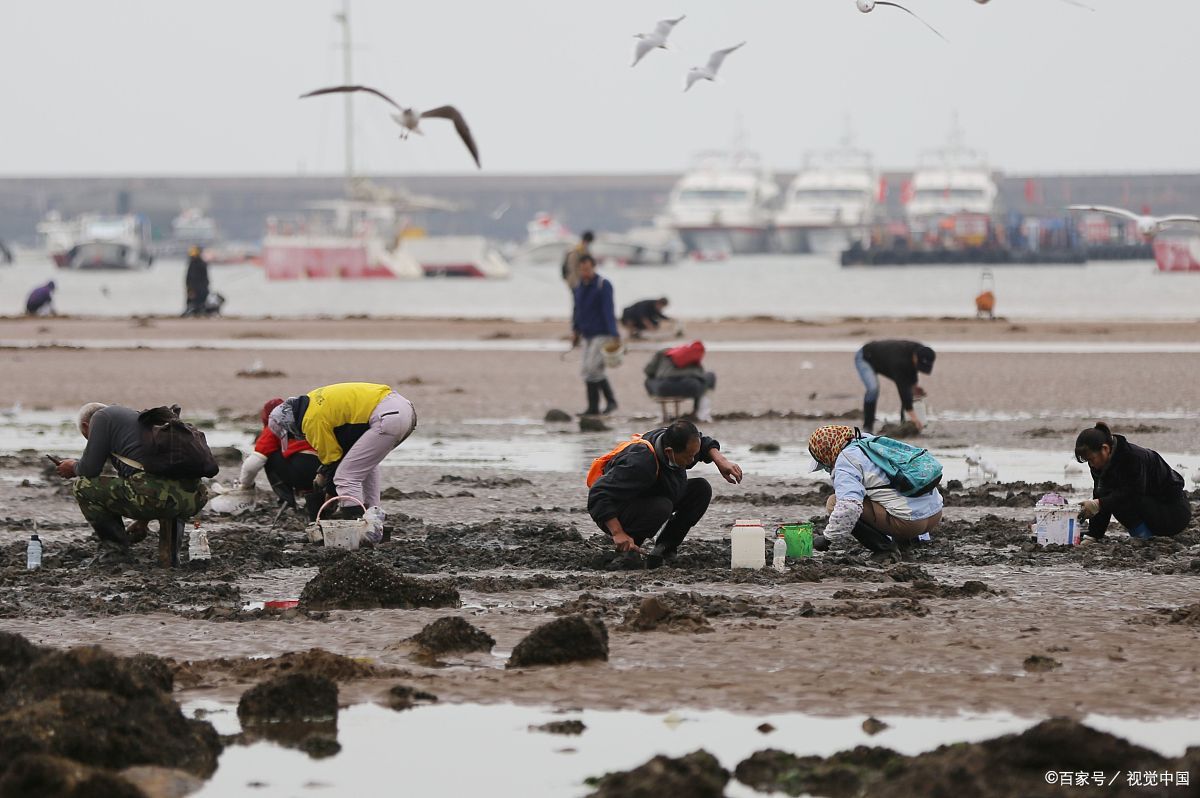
[{"xmin": 4, "ymin": 1, "xmax": 1199, "ymax": 177}]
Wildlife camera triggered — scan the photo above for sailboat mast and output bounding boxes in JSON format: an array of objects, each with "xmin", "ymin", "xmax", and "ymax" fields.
[{"xmin": 337, "ymin": 0, "xmax": 354, "ymax": 181}]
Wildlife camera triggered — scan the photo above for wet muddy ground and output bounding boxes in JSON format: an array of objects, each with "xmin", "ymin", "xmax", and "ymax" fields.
[{"xmin": 2, "ymin": 317, "xmax": 1200, "ymax": 794}]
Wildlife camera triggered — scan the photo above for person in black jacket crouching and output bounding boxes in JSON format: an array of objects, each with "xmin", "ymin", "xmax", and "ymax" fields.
[
  {"xmin": 588, "ymin": 419, "xmax": 743, "ymax": 569},
  {"xmin": 1075, "ymin": 422, "xmax": 1191, "ymax": 540}
]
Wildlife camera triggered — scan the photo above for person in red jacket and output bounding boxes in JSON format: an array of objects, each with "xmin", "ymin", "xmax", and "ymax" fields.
[{"xmin": 238, "ymin": 398, "xmax": 322, "ymax": 516}]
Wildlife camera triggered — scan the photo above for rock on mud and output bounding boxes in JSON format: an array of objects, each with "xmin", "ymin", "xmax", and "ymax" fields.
[
  {"xmin": 237, "ymin": 673, "xmax": 338, "ymax": 724},
  {"xmin": 736, "ymin": 718, "xmax": 1176, "ymax": 797},
  {"xmin": 0, "ymin": 754, "xmax": 145, "ymax": 798},
  {"xmin": 544, "ymin": 409, "xmax": 572, "ymax": 423},
  {"xmin": 507, "ymin": 615, "xmax": 609, "ymax": 668},
  {"xmin": 579, "ymin": 416, "xmax": 609, "ymax": 432},
  {"xmin": 406, "ymin": 617, "xmax": 495, "ymax": 656},
  {"xmin": 176, "ymin": 648, "xmax": 399, "ymax": 686},
  {"xmin": 529, "ymin": 719, "xmax": 585, "ymax": 735},
  {"xmin": 1023, "ymin": 655, "xmax": 1062, "ymax": 673},
  {"xmin": 0, "ymin": 637, "xmax": 221, "ymax": 780},
  {"xmin": 619, "ymin": 596, "xmax": 712, "ymax": 634},
  {"xmin": 586, "ymin": 749, "xmax": 728, "ymax": 798},
  {"xmin": 386, "ymin": 684, "xmax": 438, "ymax": 712},
  {"xmin": 299, "ymin": 553, "xmax": 460, "ymax": 611}
]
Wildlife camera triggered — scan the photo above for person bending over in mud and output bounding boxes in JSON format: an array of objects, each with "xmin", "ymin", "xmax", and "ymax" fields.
[
  {"xmin": 587, "ymin": 419, "xmax": 743, "ymax": 570},
  {"xmin": 237, "ymin": 398, "xmax": 323, "ymax": 519},
  {"xmin": 1075, "ymin": 422, "xmax": 1191, "ymax": 540},
  {"xmin": 54, "ymin": 403, "xmax": 208, "ymax": 566},
  {"xmin": 854, "ymin": 339, "xmax": 935, "ymax": 434},
  {"xmin": 810, "ymin": 425, "xmax": 943, "ymax": 563},
  {"xmin": 269, "ymin": 383, "xmax": 416, "ymax": 519}
]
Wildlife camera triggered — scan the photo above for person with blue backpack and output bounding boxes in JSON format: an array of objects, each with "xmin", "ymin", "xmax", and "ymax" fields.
[{"xmin": 808, "ymin": 424, "xmax": 944, "ymax": 561}]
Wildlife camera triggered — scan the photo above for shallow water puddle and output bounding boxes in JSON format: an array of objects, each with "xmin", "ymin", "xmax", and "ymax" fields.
[{"xmin": 187, "ymin": 701, "xmax": 1200, "ymax": 797}]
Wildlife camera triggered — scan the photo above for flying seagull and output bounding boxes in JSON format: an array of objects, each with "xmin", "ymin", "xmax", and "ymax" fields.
[
  {"xmin": 632, "ymin": 15, "xmax": 686, "ymax": 67},
  {"xmin": 684, "ymin": 42, "xmax": 746, "ymax": 92},
  {"xmin": 1067, "ymin": 205, "xmax": 1200, "ymax": 238},
  {"xmin": 299, "ymin": 85, "xmax": 480, "ymax": 168},
  {"xmin": 856, "ymin": 0, "xmax": 948, "ymax": 43}
]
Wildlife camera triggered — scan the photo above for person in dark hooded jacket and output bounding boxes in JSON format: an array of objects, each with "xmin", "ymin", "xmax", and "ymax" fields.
[
  {"xmin": 1075, "ymin": 422, "xmax": 1191, "ymax": 539},
  {"xmin": 588, "ymin": 419, "xmax": 742, "ymax": 569}
]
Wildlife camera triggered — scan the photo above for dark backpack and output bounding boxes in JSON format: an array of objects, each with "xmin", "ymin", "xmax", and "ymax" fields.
[{"xmin": 137, "ymin": 406, "xmax": 219, "ymax": 479}]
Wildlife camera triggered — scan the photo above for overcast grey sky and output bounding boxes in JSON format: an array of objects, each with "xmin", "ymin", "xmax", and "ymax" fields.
[{"xmin": 2, "ymin": 1, "xmax": 1197, "ymax": 176}]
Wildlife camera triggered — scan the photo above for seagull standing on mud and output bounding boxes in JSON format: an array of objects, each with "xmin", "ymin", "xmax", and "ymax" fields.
[
  {"xmin": 855, "ymin": 0, "xmax": 948, "ymax": 42},
  {"xmin": 1067, "ymin": 205, "xmax": 1200, "ymax": 238},
  {"xmin": 299, "ymin": 85, "xmax": 481, "ymax": 168},
  {"xmin": 684, "ymin": 42, "xmax": 746, "ymax": 92},
  {"xmin": 632, "ymin": 15, "xmax": 686, "ymax": 67}
]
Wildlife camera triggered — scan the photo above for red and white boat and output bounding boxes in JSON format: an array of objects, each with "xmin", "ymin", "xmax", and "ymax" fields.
[{"xmin": 1154, "ymin": 232, "xmax": 1200, "ymax": 272}]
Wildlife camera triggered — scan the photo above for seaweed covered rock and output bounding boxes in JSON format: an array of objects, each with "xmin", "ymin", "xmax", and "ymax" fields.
[
  {"xmin": 0, "ymin": 639, "xmax": 221, "ymax": 779},
  {"xmin": 734, "ymin": 719, "xmax": 1174, "ymax": 798},
  {"xmin": 507, "ymin": 615, "xmax": 608, "ymax": 668},
  {"xmin": 586, "ymin": 750, "xmax": 728, "ymax": 798},
  {"xmin": 237, "ymin": 673, "xmax": 338, "ymax": 724},
  {"xmin": 299, "ymin": 553, "xmax": 460, "ymax": 610},
  {"xmin": 406, "ymin": 617, "xmax": 495, "ymax": 656},
  {"xmin": 0, "ymin": 754, "xmax": 145, "ymax": 798}
]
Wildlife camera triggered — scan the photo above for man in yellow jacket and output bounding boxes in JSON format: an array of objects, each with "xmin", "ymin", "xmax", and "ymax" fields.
[{"xmin": 268, "ymin": 383, "xmax": 416, "ymax": 517}]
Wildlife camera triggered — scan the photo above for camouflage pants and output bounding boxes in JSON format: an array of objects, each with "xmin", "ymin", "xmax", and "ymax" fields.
[{"xmin": 72, "ymin": 472, "xmax": 208, "ymax": 525}]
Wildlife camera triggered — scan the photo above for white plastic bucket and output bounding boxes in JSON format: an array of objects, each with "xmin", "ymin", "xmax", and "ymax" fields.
[
  {"xmin": 315, "ymin": 496, "xmax": 368, "ymax": 550},
  {"xmin": 602, "ymin": 340, "xmax": 625, "ymax": 368},
  {"xmin": 1033, "ymin": 505, "xmax": 1082, "ymax": 546}
]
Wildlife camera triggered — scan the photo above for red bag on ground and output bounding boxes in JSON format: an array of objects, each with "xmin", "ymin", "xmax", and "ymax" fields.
[{"xmin": 665, "ymin": 341, "xmax": 705, "ymax": 368}]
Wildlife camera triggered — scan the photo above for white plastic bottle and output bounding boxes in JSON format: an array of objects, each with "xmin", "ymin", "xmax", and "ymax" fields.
[
  {"xmin": 772, "ymin": 533, "xmax": 787, "ymax": 572},
  {"xmin": 26, "ymin": 534, "xmax": 42, "ymax": 570}
]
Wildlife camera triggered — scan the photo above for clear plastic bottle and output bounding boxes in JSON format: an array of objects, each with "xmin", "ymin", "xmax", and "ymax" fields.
[
  {"xmin": 772, "ymin": 533, "xmax": 787, "ymax": 572},
  {"xmin": 26, "ymin": 534, "xmax": 42, "ymax": 571},
  {"xmin": 189, "ymin": 523, "xmax": 211, "ymax": 562}
]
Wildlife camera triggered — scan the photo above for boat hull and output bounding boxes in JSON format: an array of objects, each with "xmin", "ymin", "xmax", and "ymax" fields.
[
  {"xmin": 675, "ymin": 226, "xmax": 770, "ymax": 256},
  {"xmin": 1154, "ymin": 236, "xmax": 1200, "ymax": 272},
  {"xmin": 775, "ymin": 226, "xmax": 862, "ymax": 255}
]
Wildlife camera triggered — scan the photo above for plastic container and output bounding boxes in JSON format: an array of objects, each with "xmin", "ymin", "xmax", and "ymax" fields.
[
  {"xmin": 26, "ymin": 534, "xmax": 42, "ymax": 570},
  {"xmin": 316, "ymin": 496, "xmax": 368, "ymax": 550},
  {"xmin": 730, "ymin": 519, "xmax": 765, "ymax": 569},
  {"xmin": 363, "ymin": 506, "xmax": 386, "ymax": 545},
  {"xmin": 1033, "ymin": 493, "xmax": 1082, "ymax": 546},
  {"xmin": 189, "ymin": 525, "xmax": 211, "ymax": 561},
  {"xmin": 772, "ymin": 534, "xmax": 787, "ymax": 572},
  {"xmin": 778, "ymin": 523, "xmax": 814, "ymax": 558}
]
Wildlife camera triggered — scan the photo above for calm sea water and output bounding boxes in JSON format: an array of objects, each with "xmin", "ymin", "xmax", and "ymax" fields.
[{"xmin": 1, "ymin": 250, "xmax": 1194, "ymax": 321}]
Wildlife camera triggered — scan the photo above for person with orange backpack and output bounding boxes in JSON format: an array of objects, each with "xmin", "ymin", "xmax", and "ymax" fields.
[{"xmin": 587, "ymin": 419, "xmax": 743, "ymax": 570}]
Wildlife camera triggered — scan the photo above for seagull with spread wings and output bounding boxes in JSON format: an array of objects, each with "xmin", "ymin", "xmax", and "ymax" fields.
[
  {"xmin": 300, "ymin": 85, "xmax": 480, "ymax": 169},
  {"xmin": 856, "ymin": 0, "xmax": 948, "ymax": 42},
  {"xmin": 1067, "ymin": 205, "xmax": 1200, "ymax": 238},
  {"xmin": 684, "ymin": 42, "xmax": 746, "ymax": 92},
  {"xmin": 632, "ymin": 15, "xmax": 686, "ymax": 67}
]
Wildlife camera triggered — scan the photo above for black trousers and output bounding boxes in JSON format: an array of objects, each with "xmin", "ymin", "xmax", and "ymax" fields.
[
  {"xmin": 611, "ymin": 478, "xmax": 712, "ymax": 551},
  {"xmin": 265, "ymin": 452, "xmax": 321, "ymax": 491},
  {"xmin": 1108, "ymin": 493, "xmax": 1192, "ymax": 538}
]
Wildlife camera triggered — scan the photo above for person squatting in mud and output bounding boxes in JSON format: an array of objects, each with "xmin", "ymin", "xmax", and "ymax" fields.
[
  {"xmin": 587, "ymin": 419, "xmax": 743, "ymax": 570},
  {"xmin": 268, "ymin": 383, "xmax": 416, "ymax": 519},
  {"xmin": 54, "ymin": 403, "xmax": 208, "ymax": 565},
  {"xmin": 809, "ymin": 425, "xmax": 943, "ymax": 562},
  {"xmin": 1074, "ymin": 422, "xmax": 1191, "ymax": 540},
  {"xmin": 237, "ymin": 398, "xmax": 323, "ymax": 518}
]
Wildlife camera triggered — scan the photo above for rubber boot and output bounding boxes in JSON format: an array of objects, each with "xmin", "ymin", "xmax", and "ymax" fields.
[
  {"xmin": 811, "ymin": 532, "xmax": 830, "ymax": 552},
  {"xmin": 581, "ymin": 382, "xmax": 601, "ymax": 416},
  {"xmin": 850, "ymin": 520, "xmax": 898, "ymax": 553},
  {"xmin": 599, "ymin": 379, "xmax": 618, "ymax": 415},
  {"xmin": 87, "ymin": 519, "xmax": 132, "ymax": 566},
  {"xmin": 862, "ymin": 398, "xmax": 878, "ymax": 434},
  {"xmin": 1129, "ymin": 522, "xmax": 1153, "ymax": 540},
  {"xmin": 157, "ymin": 517, "xmax": 184, "ymax": 568},
  {"xmin": 335, "ymin": 503, "xmax": 365, "ymax": 521},
  {"xmin": 645, "ymin": 541, "xmax": 674, "ymax": 570},
  {"xmin": 266, "ymin": 468, "xmax": 296, "ymax": 509},
  {"xmin": 304, "ymin": 490, "xmax": 324, "ymax": 522}
]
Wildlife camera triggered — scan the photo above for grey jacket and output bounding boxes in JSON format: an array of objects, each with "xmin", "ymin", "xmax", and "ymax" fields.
[{"xmin": 77, "ymin": 406, "xmax": 148, "ymax": 479}]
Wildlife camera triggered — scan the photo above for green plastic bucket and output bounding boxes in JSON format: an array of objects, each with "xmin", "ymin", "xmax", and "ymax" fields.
[{"xmin": 778, "ymin": 523, "xmax": 814, "ymax": 558}]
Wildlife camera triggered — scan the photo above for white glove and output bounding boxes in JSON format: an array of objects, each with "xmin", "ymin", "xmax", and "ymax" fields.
[{"xmin": 238, "ymin": 451, "xmax": 267, "ymax": 487}]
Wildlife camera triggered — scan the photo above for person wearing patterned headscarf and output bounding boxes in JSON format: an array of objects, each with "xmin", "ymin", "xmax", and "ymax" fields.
[{"xmin": 809, "ymin": 424, "xmax": 943, "ymax": 561}]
